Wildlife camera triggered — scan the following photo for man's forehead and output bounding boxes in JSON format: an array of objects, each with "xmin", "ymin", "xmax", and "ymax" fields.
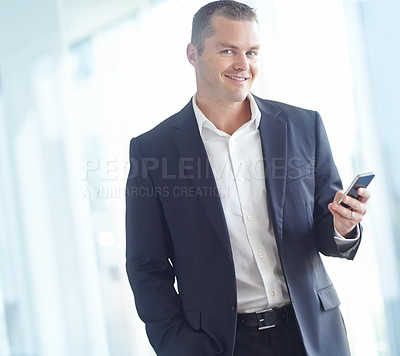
[
  {"xmin": 206, "ymin": 16, "xmax": 260, "ymax": 48},
  {"xmin": 216, "ymin": 42, "xmax": 260, "ymax": 50}
]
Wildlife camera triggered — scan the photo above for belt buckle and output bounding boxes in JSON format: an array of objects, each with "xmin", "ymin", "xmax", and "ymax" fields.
[{"xmin": 256, "ymin": 308, "xmax": 276, "ymax": 330}]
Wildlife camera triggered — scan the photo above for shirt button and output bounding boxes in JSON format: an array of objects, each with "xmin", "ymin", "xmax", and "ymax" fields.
[
  {"xmin": 259, "ymin": 253, "xmax": 264, "ymax": 258},
  {"xmin": 270, "ymin": 291, "xmax": 276, "ymax": 297},
  {"xmin": 238, "ymin": 177, "xmax": 245, "ymax": 182},
  {"xmin": 247, "ymin": 216, "xmax": 253, "ymax": 221}
]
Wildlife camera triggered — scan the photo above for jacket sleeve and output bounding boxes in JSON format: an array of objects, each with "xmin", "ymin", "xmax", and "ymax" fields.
[
  {"xmin": 313, "ymin": 112, "xmax": 361, "ymax": 259},
  {"xmin": 125, "ymin": 138, "xmax": 220, "ymax": 356}
]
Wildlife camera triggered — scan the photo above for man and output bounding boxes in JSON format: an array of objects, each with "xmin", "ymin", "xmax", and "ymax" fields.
[{"xmin": 125, "ymin": 1, "xmax": 370, "ymax": 355}]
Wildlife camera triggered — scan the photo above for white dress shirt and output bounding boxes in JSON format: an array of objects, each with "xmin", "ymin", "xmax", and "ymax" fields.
[{"xmin": 192, "ymin": 94, "xmax": 358, "ymax": 313}]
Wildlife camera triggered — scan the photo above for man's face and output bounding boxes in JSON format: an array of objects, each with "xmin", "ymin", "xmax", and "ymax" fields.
[{"xmin": 190, "ymin": 15, "xmax": 260, "ymax": 105}]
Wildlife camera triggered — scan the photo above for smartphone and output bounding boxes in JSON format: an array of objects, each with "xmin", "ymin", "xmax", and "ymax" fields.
[{"xmin": 338, "ymin": 172, "xmax": 375, "ymax": 208}]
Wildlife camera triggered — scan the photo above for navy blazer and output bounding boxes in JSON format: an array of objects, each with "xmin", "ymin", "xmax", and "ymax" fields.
[{"xmin": 126, "ymin": 96, "xmax": 360, "ymax": 356}]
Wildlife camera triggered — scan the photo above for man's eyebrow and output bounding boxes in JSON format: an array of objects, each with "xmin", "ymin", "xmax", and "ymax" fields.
[{"xmin": 218, "ymin": 43, "xmax": 260, "ymax": 50}]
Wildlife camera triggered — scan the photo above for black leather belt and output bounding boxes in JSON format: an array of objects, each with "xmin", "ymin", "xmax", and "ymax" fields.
[{"xmin": 237, "ymin": 305, "xmax": 295, "ymax": 330}]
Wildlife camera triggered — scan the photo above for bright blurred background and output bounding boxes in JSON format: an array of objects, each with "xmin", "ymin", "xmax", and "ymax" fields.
[{"xmin": 0, "ymin": 0, "xmax": 399, "ymax": 355}]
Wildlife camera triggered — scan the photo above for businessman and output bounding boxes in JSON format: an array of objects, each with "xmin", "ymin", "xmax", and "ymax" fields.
[{"xmin": 126, "ymin": 1, "xmax": 370, "ymax": 355}]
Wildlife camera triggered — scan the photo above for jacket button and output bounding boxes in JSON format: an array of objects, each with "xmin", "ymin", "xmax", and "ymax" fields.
[
  {"xmin": 227, "ymin": 255, "xmax": 231, "ymax": 260},
  {"xmin": 232, "ymin": 304, "xmax": 236, "ymax": 311}
]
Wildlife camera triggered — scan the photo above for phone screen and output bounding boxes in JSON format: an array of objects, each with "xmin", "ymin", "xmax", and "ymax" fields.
[{"xmin": 339, "ymin": 172, "xmax": 375, "ymax": 207}]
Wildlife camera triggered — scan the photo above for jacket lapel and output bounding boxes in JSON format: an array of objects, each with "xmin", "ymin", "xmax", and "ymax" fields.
[
  {"xmin": 171, "ymin": 101, "xmax": 232, "ymax": 254},
  {"xmin": 256, "ymin": 98, "xmax": 288, "ymax": 248}
]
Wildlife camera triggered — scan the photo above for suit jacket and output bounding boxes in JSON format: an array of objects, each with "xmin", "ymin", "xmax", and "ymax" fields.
[{"xmin": 126, "ymin": 96, "xmax": 361, "ymax": 356}]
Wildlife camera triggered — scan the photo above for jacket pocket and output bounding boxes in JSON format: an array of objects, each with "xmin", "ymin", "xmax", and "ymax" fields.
[
  {"xmin": 184, "ymin": 309, "xmax": 201, "ymax": 331},
  {"xmin": 317, "ymin": 285, "xmax": 341, "ymax": 311}
]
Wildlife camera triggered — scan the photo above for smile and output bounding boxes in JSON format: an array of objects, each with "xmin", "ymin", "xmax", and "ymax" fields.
[{"xmin": 226, "ymin": 75, "xmax": 248, "ymax": 81}]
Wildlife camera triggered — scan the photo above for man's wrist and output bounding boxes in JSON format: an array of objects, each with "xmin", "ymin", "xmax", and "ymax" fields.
[{"xmin": 334, "ymin": 224, "xmax": 360, "ymax": 240}]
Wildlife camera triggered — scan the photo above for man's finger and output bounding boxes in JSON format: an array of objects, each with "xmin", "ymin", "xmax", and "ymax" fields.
[
  {"xmin": 357, "ymin": 188, "xmax": 371, "ymax": 203},
  {"xmin": 334, "ymin": 190, "xmax": 345, "ymax": 203}
]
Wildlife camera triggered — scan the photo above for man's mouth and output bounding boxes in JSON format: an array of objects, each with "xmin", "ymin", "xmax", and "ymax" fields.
[{"xmin": 225, "ymin": 75, "xmax": 249, "ymax": 81}]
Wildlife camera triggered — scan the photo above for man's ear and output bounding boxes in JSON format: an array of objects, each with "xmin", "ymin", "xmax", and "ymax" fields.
[{"xmin": 187, "ymin": 43, "xmax": 199, "ymax": 67}]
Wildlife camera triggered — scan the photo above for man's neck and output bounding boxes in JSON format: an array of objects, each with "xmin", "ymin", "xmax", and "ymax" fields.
[{"xmin": 196, "ymin": 96, "xmax": 252, "ymax": 136}]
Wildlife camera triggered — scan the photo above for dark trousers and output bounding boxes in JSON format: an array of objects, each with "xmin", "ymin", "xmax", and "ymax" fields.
[{"xmin": 234, "ymin": 311, "xmax": 306, "ymax": 356}]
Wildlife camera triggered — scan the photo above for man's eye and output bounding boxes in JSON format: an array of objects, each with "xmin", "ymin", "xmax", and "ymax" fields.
[
  {"xmin": 247, "ymin": 51, "xmax": 257, "ymax": 56},
  {"xmin": 222, "ymin": 49, "xmax": 232, "ymax": 54}
]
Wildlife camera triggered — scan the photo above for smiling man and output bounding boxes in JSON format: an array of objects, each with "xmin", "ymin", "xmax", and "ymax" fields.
[
  {"xmin": 187, "ymin": 14, "xmax": 260, "ymax": 135},
  {"xmin": 126, "ymin": 1, "xmax": 370, "ymax": 356}
]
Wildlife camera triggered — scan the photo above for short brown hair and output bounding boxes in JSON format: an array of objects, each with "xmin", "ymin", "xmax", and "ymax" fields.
[{"xmin": 191, "ymin": 1, "xmax": 258, "ymax": 55}]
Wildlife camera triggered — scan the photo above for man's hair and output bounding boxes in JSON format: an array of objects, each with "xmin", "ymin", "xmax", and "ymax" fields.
[{"xmin": 191, "ymin": 1, "xmax": 258, "ymax": 55}]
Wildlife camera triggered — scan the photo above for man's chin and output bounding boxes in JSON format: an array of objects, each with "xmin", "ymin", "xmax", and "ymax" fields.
[{"xmin": 225, "ymin": 89, "xmax": 249, "ymax": 102}]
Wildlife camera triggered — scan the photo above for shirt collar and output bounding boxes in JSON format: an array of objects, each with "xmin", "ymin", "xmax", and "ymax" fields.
[{"xmin": 192, "ymin": 93, "xmax": 261, "ymax": 137}]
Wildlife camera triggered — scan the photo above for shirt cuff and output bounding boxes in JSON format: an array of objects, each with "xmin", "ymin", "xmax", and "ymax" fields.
[{"xmin": 334, "ymin": 225, "xmax": 360, "ymax": 256}]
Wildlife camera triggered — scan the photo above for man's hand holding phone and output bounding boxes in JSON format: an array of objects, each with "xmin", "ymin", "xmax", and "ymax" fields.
[{"xmin": 328, "ymin": 173, "xmax": 374, "ymax": 238}]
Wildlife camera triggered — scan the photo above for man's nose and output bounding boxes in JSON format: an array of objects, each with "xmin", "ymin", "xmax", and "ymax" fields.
[{"xmin": 233, "ymin": 53, "xmax": 250, "ymax": 71}]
